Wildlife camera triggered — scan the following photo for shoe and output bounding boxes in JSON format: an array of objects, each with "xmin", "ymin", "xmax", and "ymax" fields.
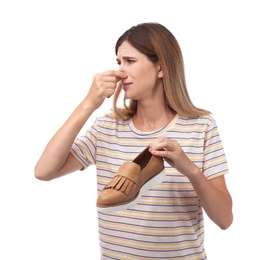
[{"xmin": 96, "ymin": 147, "xmax": 165, "ymax": 212}]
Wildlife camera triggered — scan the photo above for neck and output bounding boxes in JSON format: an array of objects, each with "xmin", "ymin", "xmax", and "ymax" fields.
[{"xmin": 132, "ymin": 100, "xmax": 176, "ymax": 132}]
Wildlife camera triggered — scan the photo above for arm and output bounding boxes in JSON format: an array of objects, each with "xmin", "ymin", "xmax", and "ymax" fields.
[
  {"xmin": 149, "ymin": 137, "xmax": 233, "ymax": 230},
  {"xmin": 34, "ymin": 70, "xmax": 127, "ymax": 181},
  {"xmin": 189, "ymin": 172, "xmax": 233, "ymax": 230}
]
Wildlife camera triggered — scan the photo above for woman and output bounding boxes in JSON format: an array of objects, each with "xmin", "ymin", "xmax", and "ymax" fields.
[{"xmin": 35, "ymin": 22, "xmax": 233, "ymax": 259}]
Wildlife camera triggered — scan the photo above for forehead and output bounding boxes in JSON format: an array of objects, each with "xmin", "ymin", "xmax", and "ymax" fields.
[{"xmin": 117, "ymin": 41, "xmax": 142, "ymax": 58}]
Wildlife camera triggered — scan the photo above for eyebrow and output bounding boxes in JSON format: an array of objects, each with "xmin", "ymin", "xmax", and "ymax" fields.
[{"xmin": 116, "ymin": 56, "xmax": 136, "ymax": 61}]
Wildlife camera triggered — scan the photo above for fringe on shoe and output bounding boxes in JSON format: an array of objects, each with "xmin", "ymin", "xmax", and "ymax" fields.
[{"xmin": 104, "ymin": 175, "xmax": 134, "ymax": 194}]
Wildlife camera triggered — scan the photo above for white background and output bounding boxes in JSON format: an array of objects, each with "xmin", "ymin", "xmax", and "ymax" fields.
[{"xmin": 0, "ymin": 0, "xmax": 268, "ymax": 259}]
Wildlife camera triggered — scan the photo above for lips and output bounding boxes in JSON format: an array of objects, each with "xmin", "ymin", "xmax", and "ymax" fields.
[{"xmin": 122, "ymin": 82, "xmax": 132, "ymax": 91}]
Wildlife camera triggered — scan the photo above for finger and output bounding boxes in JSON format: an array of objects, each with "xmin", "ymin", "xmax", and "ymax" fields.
[
  {"xmin": 151, "ymin": 149, "xmax": 172, "ymax": 160},
  {"xmin": 103, "ymin": 70, "xmax": 128, "ymax": 80},
  {"xmin": 105, "ymin": 89, "xmax": 116, "ymax": 98},
  {"xmin": 102, "ymin": 76, "xmax": 119, "ymax": 84},
  {"xmin": 100, "ymin": 82, "xmax": 117, "ymax": 98},
  {"xmin": 150, "ymin": 139, "xmax": 179, "ymax": 154},
  {"xmin": 114, "ymin": 70, "xmax": 128, "ymax": 79},
  {"xmin": 104, "ymin": 82, "xmax": 117, "ymax": 90},
  {"xmin": 151, "ymin": 139, "xmax": 169, "ymax": 151}
]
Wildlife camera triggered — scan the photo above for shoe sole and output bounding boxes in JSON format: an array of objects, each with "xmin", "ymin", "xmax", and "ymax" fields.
[{"xmin": 97, "ymin": 168, "xmax": 166, "ymax": 213}]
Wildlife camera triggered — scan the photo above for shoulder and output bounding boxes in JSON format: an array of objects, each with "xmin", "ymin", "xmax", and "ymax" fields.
[
  {"xmin": 177, "ymin": 114, "xmax": 216, "ymax": 127},
  {"xmin": 197, "ymin": 115, "xmax": 216, "ymax": 127},
  {"xmin": 94, "ymin": 115, "xmax": 129, "ymax": 130}
]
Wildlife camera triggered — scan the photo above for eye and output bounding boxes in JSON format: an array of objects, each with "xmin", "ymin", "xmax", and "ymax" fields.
[
  {"xmin": 116, "ymin": 60, "xmax": 121, "ymax": 66},
  {"xmin": 127, "ymin": 59, "xmax": 135, "ymax": 64}
]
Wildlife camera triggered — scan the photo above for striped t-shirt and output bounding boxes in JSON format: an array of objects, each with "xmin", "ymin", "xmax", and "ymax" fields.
[{"xmin": 71, "ymin": 113, "xmax": 228, "ymax": 260}]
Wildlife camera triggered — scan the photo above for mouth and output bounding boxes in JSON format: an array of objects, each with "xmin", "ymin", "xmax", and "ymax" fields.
[{"xmin": 122, "ymin": 82, "xmax": 132, "ymax": 91}]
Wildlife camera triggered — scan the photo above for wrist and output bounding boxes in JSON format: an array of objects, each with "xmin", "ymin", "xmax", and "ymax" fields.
[
  {"xmin": 80, "ymin": 97, "xmax": 99, "ymax": 113},
  {"xmin": 186, "ymin": 166, "xmax": 202, "ymax": 183}
]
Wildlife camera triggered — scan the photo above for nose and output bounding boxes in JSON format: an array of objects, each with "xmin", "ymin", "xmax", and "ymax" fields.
[
  {"xmin": 117, "ymin": 65, "xmax": 128, "ymax": 79},
  {"xmin": 117, "ymin": 63, "xmax": 126, "ymax": 73}
]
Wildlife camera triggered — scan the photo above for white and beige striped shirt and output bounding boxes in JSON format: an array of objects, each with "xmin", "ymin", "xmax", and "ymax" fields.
[{"xmin": 71, "ymin": 113, "xmax": 228, "ymax": 259}]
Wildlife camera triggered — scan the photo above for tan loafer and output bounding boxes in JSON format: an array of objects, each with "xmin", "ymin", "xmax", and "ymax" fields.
[{"xmin": 96, "ymin": 147, "xmax": 165, "ymax": 212}]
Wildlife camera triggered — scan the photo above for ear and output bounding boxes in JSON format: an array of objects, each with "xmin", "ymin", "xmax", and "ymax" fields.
[{"xmin": 157, "ymin": 64, "xmax": 163, "ymax": 78}]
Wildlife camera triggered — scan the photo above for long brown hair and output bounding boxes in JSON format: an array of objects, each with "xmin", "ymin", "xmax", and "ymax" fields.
[{"xmin": 109, "ymin": 22, "xmax": 210, "ymax": 119}]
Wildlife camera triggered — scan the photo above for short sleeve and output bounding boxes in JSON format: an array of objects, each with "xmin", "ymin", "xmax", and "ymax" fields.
[
  {"xmin": 203, "ymin": 118, "xmax": 229, "ymax": 180},
  {"xmin": 70, "ymin": 120, "xmax": 98, "ymax": 169}
]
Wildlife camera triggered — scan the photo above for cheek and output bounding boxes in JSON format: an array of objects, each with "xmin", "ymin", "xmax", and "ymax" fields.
[
  {"xmin": 144, "ymin": 69, "xmax": 159, "ymax": 85},
  {"xmin": 132, "ymin": 63, "xmax": 159, "ymax": 86},
  {"xmin": 137, "ymin": 67, "xmax": 156, "ymax": 81}
]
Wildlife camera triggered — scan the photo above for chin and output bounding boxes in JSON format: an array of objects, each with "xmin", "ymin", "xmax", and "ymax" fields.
[{"xmin": 124, "ymin": 93, "xmax": 132, "ymax": 100}]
